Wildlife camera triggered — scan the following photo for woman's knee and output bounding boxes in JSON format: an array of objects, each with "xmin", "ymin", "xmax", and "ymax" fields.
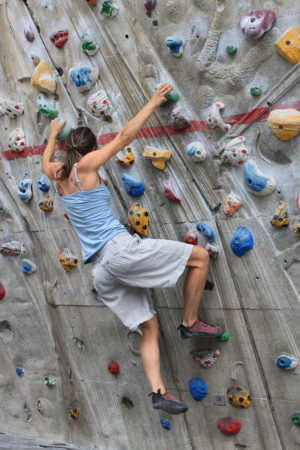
[
  {"xmin": 139, "ymin": 315, "xmax": 158, "ymax": 332},
  {"xmin": 187, "ymin": 245, "xmax": 209, "ymax": 268}
]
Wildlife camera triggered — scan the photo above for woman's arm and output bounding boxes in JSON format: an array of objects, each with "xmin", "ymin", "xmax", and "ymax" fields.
[
  {"xmin": 79, "ymin": 83, "xmax": 173, "ymax": 171},
  {"xmin": 42, "ymin": 119, "xmax": 66, "ymax": 178}
]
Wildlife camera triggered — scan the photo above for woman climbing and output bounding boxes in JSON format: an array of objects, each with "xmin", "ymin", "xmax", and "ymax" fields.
[{"xmin": 42, "ymin": 83, "xmax": 223, "ymax": 415}]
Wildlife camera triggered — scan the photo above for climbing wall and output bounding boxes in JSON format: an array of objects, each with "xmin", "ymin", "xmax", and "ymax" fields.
[{"xmin": 0, "ymin": 0, "xmax": 300, "ymax": 448}]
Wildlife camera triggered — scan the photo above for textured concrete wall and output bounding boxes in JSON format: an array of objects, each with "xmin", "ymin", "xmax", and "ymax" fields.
[{"xmin": 0, "ymin": 0, "xmax": 300, "ymax": 449}]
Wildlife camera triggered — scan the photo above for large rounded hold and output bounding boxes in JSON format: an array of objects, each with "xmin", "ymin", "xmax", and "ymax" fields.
[
  {"xmin": 230, "ymin": 226, "xmax": 253, "ymax": 257},
  {"xmin": 239, "ymin": 10, "xmax": 276, "ymax": 39},
  {"xmin": 217, "ymin": 416, "xmax": 241, "ymax": 435},
  {"xmin": 243, "ymin": 160, "xmax": 275, "ymax": 196},
  {"xmin": 189, "ymin": 377, "xmax": 207, "ymax": 401},
  {"xmin": 227, "ymin": 386, "xmax": 251, "ymax": 408}
]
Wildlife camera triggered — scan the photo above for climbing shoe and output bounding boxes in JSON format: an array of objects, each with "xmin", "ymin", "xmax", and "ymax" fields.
[
  {"xmin": 151, "ymin": 389, "xmax": 188, "ymax": 415},
  {"xmin": 178, "ymin": 316, "xmax": 223, "ymax": 338}
]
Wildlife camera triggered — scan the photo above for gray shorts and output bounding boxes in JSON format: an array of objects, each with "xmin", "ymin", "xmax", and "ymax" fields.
[{"xmin": 91, "ymin": 232, "xmax": 193, "ymax": 330}]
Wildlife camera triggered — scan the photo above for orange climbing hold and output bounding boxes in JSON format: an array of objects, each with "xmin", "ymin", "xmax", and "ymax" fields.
[
  {"xmin": 31, "ymin": 60, "xmax": 56, "ymax": 95},
  {"xmin": 271, "ymin": 201, "xmax": 289, "ymax": 227},
  {"xmin": 59, "ymin": 252, "xmax": 78, "ymax": 271},
  {"xmin": 68, "ymin": 408, "xmax": 79, "ymax": 418},
  {"xmin": 128, "ymin": 202, "xmax": 149, "ymax": 236},
  {"xmin": 267, "ymin": 109, "xmax": 300, "ymax": 141},
  {"xmin": 224, "ymin": 194, "xmax": 243, "ymax": 217},
  {"xmin": 275, "ymin": 27, "xmax": 300, "ymax": 65}
]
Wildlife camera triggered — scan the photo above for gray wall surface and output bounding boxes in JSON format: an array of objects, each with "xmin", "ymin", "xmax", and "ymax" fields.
[{"xmin": 0, "ymin": 0, "xmax": 300, "ymax": 449}]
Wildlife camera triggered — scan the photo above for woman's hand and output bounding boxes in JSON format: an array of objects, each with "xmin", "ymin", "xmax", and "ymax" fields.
[
  {"xmin": 149, "ymin": 83, "xmax": 173, "ymax": 108},
  {"xmin": 49, "ymin": 118, "xmax": 66, "ymax": 138}
]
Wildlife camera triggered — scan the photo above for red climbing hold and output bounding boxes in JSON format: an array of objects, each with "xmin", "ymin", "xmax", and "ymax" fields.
[
  {"xmin": 184, "ymin": 230, "xmax": 198, "ymax": 245},
  {"xmin": 163, "ymin": 180, "xmax": 181, "ymax": 202},
  {"xmin": 64, "ymin": 212, "xmax": 69, "ymax": 220},
  {"xmin": 217, "ymin": 416, "xmax": 241, "ymax": 435},
  {"xmin": 0, "ymin": 282, "xmax": 5, "ymax": 300},
  {"xmin": 107, "ymin": 360, "xmax": 120, "ymax": 375}
]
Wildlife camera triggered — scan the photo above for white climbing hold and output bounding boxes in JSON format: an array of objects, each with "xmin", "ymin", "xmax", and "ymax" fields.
[
  {"xmin": 8, "ymin": 128, "xmax": 26, "ymax": 152},
  {"xmin": 222, "ymin": 136, "xmax": 249, "ymax": 165},
  {"xmin": 207, "ymin": 102, "xmax": 231, "ymax": 132}
]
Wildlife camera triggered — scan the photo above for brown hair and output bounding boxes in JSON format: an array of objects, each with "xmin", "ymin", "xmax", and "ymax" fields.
[{"xmin": 57, "ymin": 127, "xmax": 97, "ymax": 180}]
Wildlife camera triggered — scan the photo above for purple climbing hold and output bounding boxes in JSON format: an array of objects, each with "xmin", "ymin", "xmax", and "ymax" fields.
[
  {"xmin": 239, "ymin": 10, "xmax": 276, "ymax": 40},
  {"xmin": 24, "ymin": 24, "xmax": 35, "ymax": 42},
  {"xmin": 144, "ymin": 0, "xmax": 155, "ymax": 12}
]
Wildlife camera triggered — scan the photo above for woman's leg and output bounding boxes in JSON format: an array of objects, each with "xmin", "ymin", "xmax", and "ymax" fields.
[{"xmin": 139, "ymin": 316, "xmax": 165, "ymax": 393}]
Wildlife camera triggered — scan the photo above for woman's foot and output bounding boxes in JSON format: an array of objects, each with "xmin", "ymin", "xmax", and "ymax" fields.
[
  {"xmin": 151, "ymin": 389, "xmax": 188, "ymax": 414},
  {"xmin": 178, "ymin": 316, "xmax": 223, "ymax": 338}
]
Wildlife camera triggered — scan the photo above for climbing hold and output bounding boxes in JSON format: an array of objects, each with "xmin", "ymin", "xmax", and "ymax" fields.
[
  {"xmin": 160, "ymin": 418, "xmax": 171, "ymax": 430},
  {"xmin": 0, "ymin": 241, "xmax": 22, "ymax": 256},
  {"xmin": 57, "ymin": 120, "xmax": 73, "ymax": 142},
  {"xmin": 115, "ymin": 146, "xmax": 135, "ymax": 166},
  {"xmin": 69, "ymin": 66, "xmax": 99, "ymax": 92},
  {"xmin": 239, "ymin": 10, "xmax": 276, "ymax": 39},
  {"xmin": 143, "ymin": 146, "xmax": 172, "ymax": 170},
  {"xmin": 31, "ymin": 54, "xmax": 40, "ymax": 67},
  {"xmin": 189, "ymin": 377, "xmax": 207, "ymax": 401},
  {"xmin": 21, "ymin": 259, "xmax": 37, "ymax": 275},
  {"xmin": 107, "ymin": 360, "xmax": 120, "ymax": 374},
  {"xmin": 250, "ymin": 87, "xmax": 261, "ymax": 97},
  {"xmin": 50, "ymin": 29, "xmax": 69, "ymax": 48},
  {"xmin": 271, "ymin": 201, "xmax": 289, "ymax": 227},
  {"xmin": 0, "ymin": 283, "xmax": 5, "ymax": 300},
  {"xmin": 267, "ymin": 109, "xmax": 300, "ymax": 141},
  {"xmin": 297, "ymin": 194, "xmax": 300, "ymax": 211},
  {"xmin": 128, "ymin": 202, "xmax": 149, "ymax": 236},
  {"xmin": 18, "ymin": 179, "xmax": 33, "ymax": 203},
  {"xmin": 163, "ymin": 180, "xmax": 181, "ymax": 203},
  {"xmin": 16, "ymin": 367, "xmax": 24, "ymax": 376},
  {"xmin": 224, "ymin": 194, "xmax": 243, "ymax": 217},
  {"xmin": 171, "ymin": 107, "xmax": 190, "ymax": 130},
  {"xmin": 275, "ymin": 352, "xmax": 297, "ymax": 370},
  {"xmin": 101, "ymin": 0, "xmax": 119, "ymax": 16},
  {"xmin": 186, "ymin": 142, "xmax": 207, "ymax": 163},
  {"xmin": 291, "ymin": 413, "xmax": 300, "ymax": 425},
  {"xmin": 37, "ymin": 174, "xmax": 50, "ymax": 192},
  {"xmin": 81, "ymin": 32, "xmax": 99, "ymax": 56},
  {"xmin": 222, "ymin": 136, "xmax": 248, "ymax": 165},
  {"xmin": 64, "ymin": 212, "xmax": 70, "ymax": 220},
  {"xmin": 226, "ymin": 46, "xmax": 237, "ymax": 55},
  {"xmin": 243, "ymin": 160, "xmax": 276, "ymax": 196},
  {"xmin": 59, "ymin": 250, "xmax": 78, "ymax": 271},
  {"xmin": 122, "ymin": 174, "xmax": 144, "ymax": 197},
  {"xmin": 0, "ymin": 99, "xmax": 24, "ymax": 118},
  {"xmin": 31, "ymin": 60, "xmax": 56, "ymax": 95},
  {"xmin": 205, "ymin": 243, "xmax": 219, "ymax": 260},
  {"xmin": 227, "ymin": 386, "xmax": 251, "ymax": 408},
  {"xmin": 36, "ymin": 93, "xmax": 58, "ymax": 119},
  {"xmin": 144, "ymin": 0, "xmax": 155, "ymax": 12},
  {"xmin": 217, "ymin": 416, "xmax": 241, "ymax": 435},
  {"xmin": 68, "ymin": 408, "xmax": 79, "ymax": 419},
  {"xmin": 207, "ymin": 102, "xmax": 231, "ymax": 133},
  {"xmin": 190, "ymin": 348, "xmax": 220, "ymax": 368},
  {"xmin": 87, "ymin": 90, "xmax": 110, "ymax": 117},
  {"xmin": 39, "ymin": 195, "xmax": 54, "ymax": 212},
  {"xmin": 8, "ymin": 128, "xmax": 26, "ymax": 152},
  {"xmin": 155, "ymin": 84, "xmax": 179, "ymax": 107},
  {"xmin": 121, "ymin": 396, "xmax": 134, "ymax": 409},
  {"xmin": 44, "ymin": 375, "xmax": 56, "ymax": 386},
  {"xmin": 216, "ymin": 330, "xmax": 230, "ymax": 341},
  {"xmin": 231, "ymin": 226, "xmax": 253, "ymax": 257},
  {"xmin": 293, "ymin": 219, "xmax": 300, "ymax": 237},
  {"xmin": 24, "ymin": 24, "xmax": 35, "ymax": 42},
  {"xmin": 184, "ymin": 230, "xmax": 198, "ymax": 245},
  {"xmin": 275, "ymin": 27, "xmax": 300, "ymax": 65},
  {"xmin": 165, "ymin": 36, "xmax": 185, "ymax": 57},
  {"xmin": 196, "ymin": 223, "xmax": 215, "ymax": 242},
  {"xmin": 86, "ymin": 0, "xmax": 97, "ymax": 4}
]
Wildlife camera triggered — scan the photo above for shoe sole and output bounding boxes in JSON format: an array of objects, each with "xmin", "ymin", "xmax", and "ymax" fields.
[
  {"xmin": 153, "ymin": 404, "xmax": 188, "ymax": 415},
  {"xmin": 181, "ymin": 330, "xmax": 224, "ymax": 339}
]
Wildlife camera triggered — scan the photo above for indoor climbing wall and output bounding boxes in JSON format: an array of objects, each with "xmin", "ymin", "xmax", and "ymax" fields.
[{"xmin": 0, "ymin": 0, "xmax": 300, "ymax": 449}]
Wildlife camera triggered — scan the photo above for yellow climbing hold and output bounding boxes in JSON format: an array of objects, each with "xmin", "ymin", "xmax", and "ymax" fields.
[
  {"xmin": 275, "ymin": 27, "xmax": 300, "ymax": 65},
  {"xmin": 31, "ymin": 60, "xmax": 56, "ymax": 95},
  {"xmin": 267, "ymin": 109, "xmax": 300, "ymax": 141},
  {"xmin": 115, "ymin": 145, "xmax": 135, "ymax": 167},
  {"xmin": 39, "ymin": 195, "xmax": 54, "ymax": 212},
  {"xmin": 59, "ymin": 253, "xmax": 78, "ymax": 271},
  {"xmin": 128, "ymin": 202, "xmax": 149, "ymax": 236},
  {"xmin": 143, "ymin": 146, "xmax": 172, "ymax": 170},
  {"xmin": 271, "ymin": 201, "xmax": 289, "ymax": 227},
  {"xmin": 293, "ymin": 219, "xmax": 300, "ymax": 237}
]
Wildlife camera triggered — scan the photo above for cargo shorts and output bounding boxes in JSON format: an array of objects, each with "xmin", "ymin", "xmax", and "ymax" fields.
[{"xmin": 91, "ymin": 232, "xmax": 193, "ymax": 330}]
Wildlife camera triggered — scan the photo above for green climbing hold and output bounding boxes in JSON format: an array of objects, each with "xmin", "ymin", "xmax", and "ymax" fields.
[
  {"xmin": 81, "ymin": 32, "xmax": 99, "ymax": 56},
  {"xmin": 226, "ymin": 46, "xmax": 237, "ymax": 55},
  {"xmin": 101, "ymin": 0, "xmax": 119, "ymax": 16},
  {"xmin": 291, "ymin": 413, "xmax": 300, "ymax": 425},
  {"xmin": 156, "ymin": 84, "xmax": 179, "ymax": 107},
  {"xmin": 216, "ymin": 330, "xmax": 230, "ymax": 342},
  {"xmin": 0, "ymin": 201, "xmax": 3, "ymax": 211},
  {"xmin": 57, "ymin": 120, "xmax": 73, "ymax": 142},
  {"xmin": 250, "ymin": 87, "xmax": 261, "ymax": 97},
  {"xmin": 36, "ymin": 93, "xmax": 58, "ymax": 119}
]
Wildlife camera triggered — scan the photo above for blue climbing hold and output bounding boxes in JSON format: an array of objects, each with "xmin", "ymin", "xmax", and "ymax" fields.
[
  {"xmin": 196, "ymin": 223, "xmax": 215, "ymax": 242},
  {"xmin": 230, "ymin": 226, "xmax": 253, "ymax": 257},
  {"xmin": 243, "ymin": 160, "xmax": 275, "ymax": 196},
  {"xmin": 121, "ymin": 174, "xmax": 145, "ymax": 197},
  {"xmin": 160, "ymin": 418, "xmax": 171, "ymax": 430},
  {"xmin": 37, "ymin": 174, "xmax": 50, "ymax": 192},
  {"xmin": 165, "ymin": 36, "xmax": 185, "ymax": 56},
  {"xmin": 275, "ymin": 352, "xmax": 297, "ymax": 370},
  {"xmin": 18, "ymin": 179, "xmax": 33, "ymax": 203},
  {"xmin": 16, "ymin": 367, "xmax": 24, "ymax": 376},
  {"xmin": 189, "ymin": 377, "xmax": 207, "ymax": 401}
]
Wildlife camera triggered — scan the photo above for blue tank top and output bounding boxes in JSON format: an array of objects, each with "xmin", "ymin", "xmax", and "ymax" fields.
[{"xmin": 54, "ymin": 163, "xmax": 126, "ymax": 264}]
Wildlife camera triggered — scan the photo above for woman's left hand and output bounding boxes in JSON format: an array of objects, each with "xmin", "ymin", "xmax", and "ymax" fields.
[{"xmin": 49, "ymin": 118, "xmax": 66, "ymax": 138}]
